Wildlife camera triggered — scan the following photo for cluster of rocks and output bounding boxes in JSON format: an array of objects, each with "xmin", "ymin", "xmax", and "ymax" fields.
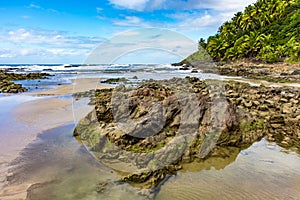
[
  {"xmin": 0, "ymin": 70, "xmax": 50, "ymax": 93},
  {"xmin": 0, "ymin": 80, "xmax": 27, "ymax": 93},
  {"xmin": 100, "ymin": 77, "xmax": 128, "ymax": 84},
  {"xmin": 172, "ymin": 60, "xmax": 217, "ymax": 73},
  {"xmin": 216, "ymin": 61, "xmax": 300, "ymax": 83},
  {"xmin": 74, "ymin": 77, "xmax": 300, "ymax": 189},
  {"xmin": 225, "ymin": 81, "xmax": 300, "ymax": 148}
]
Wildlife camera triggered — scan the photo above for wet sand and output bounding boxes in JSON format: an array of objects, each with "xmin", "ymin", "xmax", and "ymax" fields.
[
  {"xmin": 8, "ymin": 124, "xmax": 145, "ymax": 200},
  {"xmin": 33, "ymin": 78, "xmax": 112, "ymax": 96},
  {"xmin": 0, "ymin": 78, "xmax": 113, "ymax": 200}
]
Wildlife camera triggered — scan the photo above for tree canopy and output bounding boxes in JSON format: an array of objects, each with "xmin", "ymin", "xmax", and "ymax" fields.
[{"xmin": 200, "ymin": 0, "xmax": 300, "ymax": 63}]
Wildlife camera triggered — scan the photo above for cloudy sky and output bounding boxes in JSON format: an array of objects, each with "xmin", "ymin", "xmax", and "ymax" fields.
[{"xmin": 0, "ymin": 0, "xmax": 256, "ymax": 64}]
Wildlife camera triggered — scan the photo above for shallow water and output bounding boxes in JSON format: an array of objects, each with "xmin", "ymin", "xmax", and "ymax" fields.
[
  {"xmin": 8, "ymin": 124, "xmax": 149, "ymax": 200},
  {"xmin": 157, "ymin": 139, "xmax": 300, "ymax": 200},
  {"xmin": 0, "ymin": 95, "xmax": 44, "ymax": 161},
  {"xmin": 6, "ymin": 123, "xmax": 300, "ymax": 200}
]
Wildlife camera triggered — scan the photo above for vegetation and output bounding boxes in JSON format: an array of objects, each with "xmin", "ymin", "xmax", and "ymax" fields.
[{"xmin": 199, "ymin": 0, "xmax": 300, "ymax": 63}]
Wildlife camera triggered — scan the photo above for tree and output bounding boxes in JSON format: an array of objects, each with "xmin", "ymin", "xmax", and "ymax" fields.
[{"xmin": 196, "ymin": 0, "xmax": 300, "ymax": 63}]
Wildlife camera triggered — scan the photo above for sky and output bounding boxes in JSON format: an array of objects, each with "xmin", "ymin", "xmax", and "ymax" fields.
[{"xmin": 0, "ymin": 0, "xmax": 257, "ymax": 64}]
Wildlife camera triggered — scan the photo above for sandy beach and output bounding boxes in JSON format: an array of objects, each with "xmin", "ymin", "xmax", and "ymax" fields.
[{"xmin": 0, "ymin": 78, "xmax": 113, "ymax": 200}]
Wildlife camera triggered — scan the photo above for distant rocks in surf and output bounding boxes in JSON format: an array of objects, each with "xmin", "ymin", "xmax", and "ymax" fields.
[
  {"xmin": 100, "ymin": 77, "xmax": 128, "ymax": 84},
  {"xmin": 63, "ymin": 64, "xmax": 80, "ymax": 68},
  {"xmin": 0, "ymin": 70, "xmax": 51, "ymax": 93}
]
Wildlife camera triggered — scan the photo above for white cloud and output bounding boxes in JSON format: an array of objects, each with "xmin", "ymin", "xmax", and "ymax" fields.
[
  {"xmin": 113, "ymin": 16, "xmax": 149, "ymax": 27},
  {"xmin": 0, "ymin": 47, "xmax": 90, "ymax": 63},
  {"xmin": 0, "ymin": 28, "xmax": 105, "ymax": 63},
  {"xmin": 0, "ymin": 52, "xmax": 15, "ymax": 58},
  {"xmin": 119, "ymin": 31, "xmax": 141, "ymax": 36},
  {"xmin": 176, "ymin": 10, "xmax": 239, "ymax": 31},
  {"xmin": 28, "ymin": 3, "xmax": 42, "ymax": 9},
  {"xmin": 197, "ymin": 0, "xmax": 257, "ymax": 12},
  {"xmin": 27, "ymin": 3, "xmax": 59, "ymax": 13},
  {"xmin": 2, "ymin": 28, "xmax": 104, "ymax": 48},
  {"xmin": 19, "ymin": 48, "xmax": 38, "ymax": 56},
  {"xmin": 109, "ymin": 0, "xmax": 149, "ymax": 11},
  {"xmin": 161, "ymin": 0, "xmax": 257, "ymax": 35},
  {"xmin": 6, "ymin": 28, "xmax": 66, "ymax": 45},
  {"xmin": 107, "ymin": 0, "xmax": 257, "ymax": 36},
  {"xmin": 46, "ymin": 48, "xmax": 83, "ymax": 56},
  {"xmin": 108, "ymin": 0, "xmax": 256, "ymax": 12},
  {"xmin": 179, "ymin": 13, "xmax": 220, "ymax": 30},
  {"xmin": 85, "ymin": 28, "xmax": 198, "ymax": 64},
  {"xmin": 0, "ymin": 54, "xmax": 13, "ymax": 58}
]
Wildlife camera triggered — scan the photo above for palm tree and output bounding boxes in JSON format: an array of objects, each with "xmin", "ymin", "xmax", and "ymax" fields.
[{"xmin": 202, "ymin": 0, "xmax": 300, "ymax": 63}]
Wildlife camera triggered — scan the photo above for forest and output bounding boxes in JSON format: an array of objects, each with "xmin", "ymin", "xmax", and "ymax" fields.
[{"xmin": 199, "ymin": 0, "xmax": 300, "ymax": 63}]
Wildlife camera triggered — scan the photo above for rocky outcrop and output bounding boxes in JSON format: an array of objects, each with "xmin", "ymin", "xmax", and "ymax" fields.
[
  {"xmin": 216, "ymin": 61, "xmax": 300, "ymax": 83},
  {"xmin": 225, "ymin": 81, "xmax": 300, "ymax": 148},
  {"xmin": 74, "ymin": 77, "xmax": 300, "ymax": 189},
  {"xmin": 0, "ymin": 70, "xmax": 50, "ymax": 93}
]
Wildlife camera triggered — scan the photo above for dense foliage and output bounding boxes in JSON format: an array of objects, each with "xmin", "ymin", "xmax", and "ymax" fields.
[{"xmin": 200, "ymin": 0, "xmax": 300, "ymax": 63}]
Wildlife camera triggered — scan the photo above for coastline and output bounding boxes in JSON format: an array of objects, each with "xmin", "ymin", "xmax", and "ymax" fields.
[
  {"xmin": 216, "ymin": 60, "xmax": 300, "ymax": 83},
  {"xmin": 0, "ymin": 77, "xmax": 113, "ymax": 200},
  {"xmin": 0, "ymin": 68, "xmax": 300, "ymax": 199}
]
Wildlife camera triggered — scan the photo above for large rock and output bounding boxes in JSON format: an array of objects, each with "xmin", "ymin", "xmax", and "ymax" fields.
[{"xmin": 75, "ymin": 77, "xmax": 300, "ymax": 189}]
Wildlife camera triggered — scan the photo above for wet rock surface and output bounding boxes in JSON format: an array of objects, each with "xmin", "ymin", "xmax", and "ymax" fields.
[
  {"xmin": 74, "ymin": 77, "xmax": 300, "ymax": 189},
  {"xmin": 216, "ymin": 61, "xmax": 300, "ymax": 83},
  {"xmin": 0, "ymin": 70, "xmax": 50, "ymax": 93}
]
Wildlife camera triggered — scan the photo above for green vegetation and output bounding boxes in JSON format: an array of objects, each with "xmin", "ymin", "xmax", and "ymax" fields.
[
  {"xmin": 239, "ymin": 120, "xmax": 265, "ymax": 133},
  {"xmin": 129, "ymin": 140, "xmax": 166, "ymax": 153},
  {"xmin": 181, "ymin": 47, "xmax": 212, "ymax": 64},
  {"xmin": 198, "ymin": 0, "xmax": 300, "ymax": 63}
]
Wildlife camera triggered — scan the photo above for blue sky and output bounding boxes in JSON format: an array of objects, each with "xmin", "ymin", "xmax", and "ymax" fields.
[{"xmin": 0, "ymin": 0, "xmax": 256, "ymax": 64}]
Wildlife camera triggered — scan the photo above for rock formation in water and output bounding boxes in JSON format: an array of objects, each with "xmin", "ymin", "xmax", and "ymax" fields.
[
  {"xmin": 0, "ymin": 70, "xmax": 50, "ymax": 93},
  {"xmin": 74, "ymin": 77, "xmax": 300, "ymax": 189}
]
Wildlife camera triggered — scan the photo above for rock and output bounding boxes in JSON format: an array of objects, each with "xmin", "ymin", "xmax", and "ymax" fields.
[
  {"xmin": 243, "ymin": 100, "xmax": 253, "ymax": 108},
  {"xmin": 74, "ymin": 77, "xmax": 300, "ymax": 189},
  {"xmin": 287, "ymin": 93, "xmax": 296, "ymax": 98},
  {"xmin": 280, "ymin": 98, "xmax": 289, "ymax": 103},
  {"xmin": 179, "ymin": 66, "xmax": 189, "ymax": 70},
  {"xmin": 253, "ymin": 101, "xmax": 260, "ymax": 106},
  {"xmin": 264, "ymin": 99, "xmax": 275, "ymax": 107},
  {"xmin": 258, "ymin": 105, "xmax": 269, "ymax": 111},
  {"xmin": 282, "ymin": 104, "xmax": 293, "ymax": 114},
  {"xmin": 291, "ymin": 99, "xmax": 299, "ymax": 104},
  {"xmin": 0, "ymin": 70, "xmax": 49, "ymax": 93},
  {"xmin": 270, "ymin": 123, "xmax": 282, "ymax": 129},
  {"xmin": 270, "ymin": 115, "xmax": 285, "ymax": 124}
]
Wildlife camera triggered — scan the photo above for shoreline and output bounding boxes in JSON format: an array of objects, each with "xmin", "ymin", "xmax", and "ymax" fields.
[
  {"xmin": 215, "ymin": 60, "xmax": 300, "ymax": 83},
  {"xmin": 1, "ymin": 70, "xmax": 300, "ymax": 199},
  {"xmin": 0, "ymin": 77, "xmax": 113, "ymax": 200}
]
